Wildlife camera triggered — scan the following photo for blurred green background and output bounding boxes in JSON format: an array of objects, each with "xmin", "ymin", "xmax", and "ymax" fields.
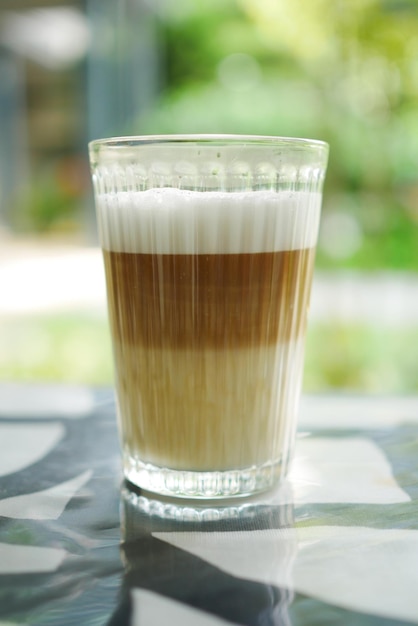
[{"xmin": 0, "ymin": 0, "xmax": 417, "ymax": 392}]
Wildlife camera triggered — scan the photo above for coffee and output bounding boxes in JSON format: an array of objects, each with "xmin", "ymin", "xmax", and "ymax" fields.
[
  {"xmin": 103, "ymin": 250, "xmax": 314, "ymax": 349},
  {"xmin": 97, "ymin": 188, "xmax": 320, "ymax": 474}
]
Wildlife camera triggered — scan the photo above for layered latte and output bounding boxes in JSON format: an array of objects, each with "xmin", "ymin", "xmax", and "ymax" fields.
[{"xmin": 97, "ymin": 188, "xmax": 320, "ymax": 475}]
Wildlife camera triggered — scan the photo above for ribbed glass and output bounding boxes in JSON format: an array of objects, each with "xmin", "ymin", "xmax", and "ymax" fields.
[{"xmin": 89, "ymin": 135, "xmax": 329, "ymax": 499}]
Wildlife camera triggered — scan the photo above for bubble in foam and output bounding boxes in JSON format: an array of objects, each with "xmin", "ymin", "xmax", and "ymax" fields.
[{"xmin": 96, "ymin": 188, "xmax": 321, "ymax": 254}]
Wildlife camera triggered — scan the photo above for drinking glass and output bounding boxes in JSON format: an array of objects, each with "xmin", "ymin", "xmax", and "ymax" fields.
[{"xmin": 89, "ymin": 135, "xmax": 328, "ymax": 499}]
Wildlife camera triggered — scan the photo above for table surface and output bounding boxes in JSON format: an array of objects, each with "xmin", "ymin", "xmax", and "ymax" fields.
[{"xmin": 1, "ymin": 383, "xmax": 418, "ymax": 626}]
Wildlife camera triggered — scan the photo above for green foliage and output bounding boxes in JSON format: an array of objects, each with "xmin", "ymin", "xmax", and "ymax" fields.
[
  {"xmin": 317, "ymin": 195, "xmax": 418, "ymax": 270},
  {"xmin": 163, "ymin": 2, "xmax": 243, "ymax": 86},
  {"xmin": 13, "ymin": 162, "xmax": 84, "ymax": 234},
  {"xmin": 0, "ymin": 315, "xmax": 113, "ymax": 385},
  {"xmin": 14, "ymin": 0, "xmax": 418, "ymax": 274},
  {"xmin": 304, "ymin": 322, "xmax": 418, "ymax": 393},
  {"xmin": 136, "ymin": 0, "xmax": 418, "ymax": 271},
  {"xmin": 15, "ymin": 182, "xmax": 75, "ymax": 234}
]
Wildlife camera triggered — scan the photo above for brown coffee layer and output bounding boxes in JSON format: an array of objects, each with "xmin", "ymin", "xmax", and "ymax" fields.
[{"xmin": 103, "ymin": 248, "xmax": 315, "ymax": 349}]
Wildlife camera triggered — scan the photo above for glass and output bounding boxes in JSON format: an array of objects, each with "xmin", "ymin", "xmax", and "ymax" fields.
[{"xmin": 88, "ymin": 134, "xmax": 329, "ymax": 499}]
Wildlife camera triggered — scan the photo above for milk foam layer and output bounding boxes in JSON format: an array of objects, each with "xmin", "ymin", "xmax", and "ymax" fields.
[{"xmin": 97, "ymin": 188, "xmax": 321, "ymax": 254}]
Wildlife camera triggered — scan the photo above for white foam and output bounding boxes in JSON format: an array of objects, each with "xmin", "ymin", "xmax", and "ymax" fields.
[{"xmin": 96, "ymin": 188, "xmax": 321, "ymax": 254}]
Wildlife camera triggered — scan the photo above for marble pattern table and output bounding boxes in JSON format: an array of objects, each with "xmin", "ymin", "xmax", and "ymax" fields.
[{"xmin": 0, "ymin": 383, "xmax": 418, "ymax": 625}]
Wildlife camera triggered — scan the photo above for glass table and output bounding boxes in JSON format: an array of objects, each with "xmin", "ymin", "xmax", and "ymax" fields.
[{"xmin": 1, "ymin": 383, "xmax": 418, "ymax": 625}]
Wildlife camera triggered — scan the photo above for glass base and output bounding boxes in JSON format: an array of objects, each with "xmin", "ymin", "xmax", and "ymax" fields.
[{"xmin": 124, "ymin": 454, "xmax": 284, "ymax": 499}]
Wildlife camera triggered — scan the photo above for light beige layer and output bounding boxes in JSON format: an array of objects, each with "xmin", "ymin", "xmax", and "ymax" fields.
[{"xmin": 113, "ymin": 341, "xmax": 305, "ymax": 471}]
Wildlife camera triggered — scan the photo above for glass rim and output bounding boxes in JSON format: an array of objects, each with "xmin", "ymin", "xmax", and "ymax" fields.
[{"xmin": 89, "ymin": 133, "xmax": 329, "ymax": 152}]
